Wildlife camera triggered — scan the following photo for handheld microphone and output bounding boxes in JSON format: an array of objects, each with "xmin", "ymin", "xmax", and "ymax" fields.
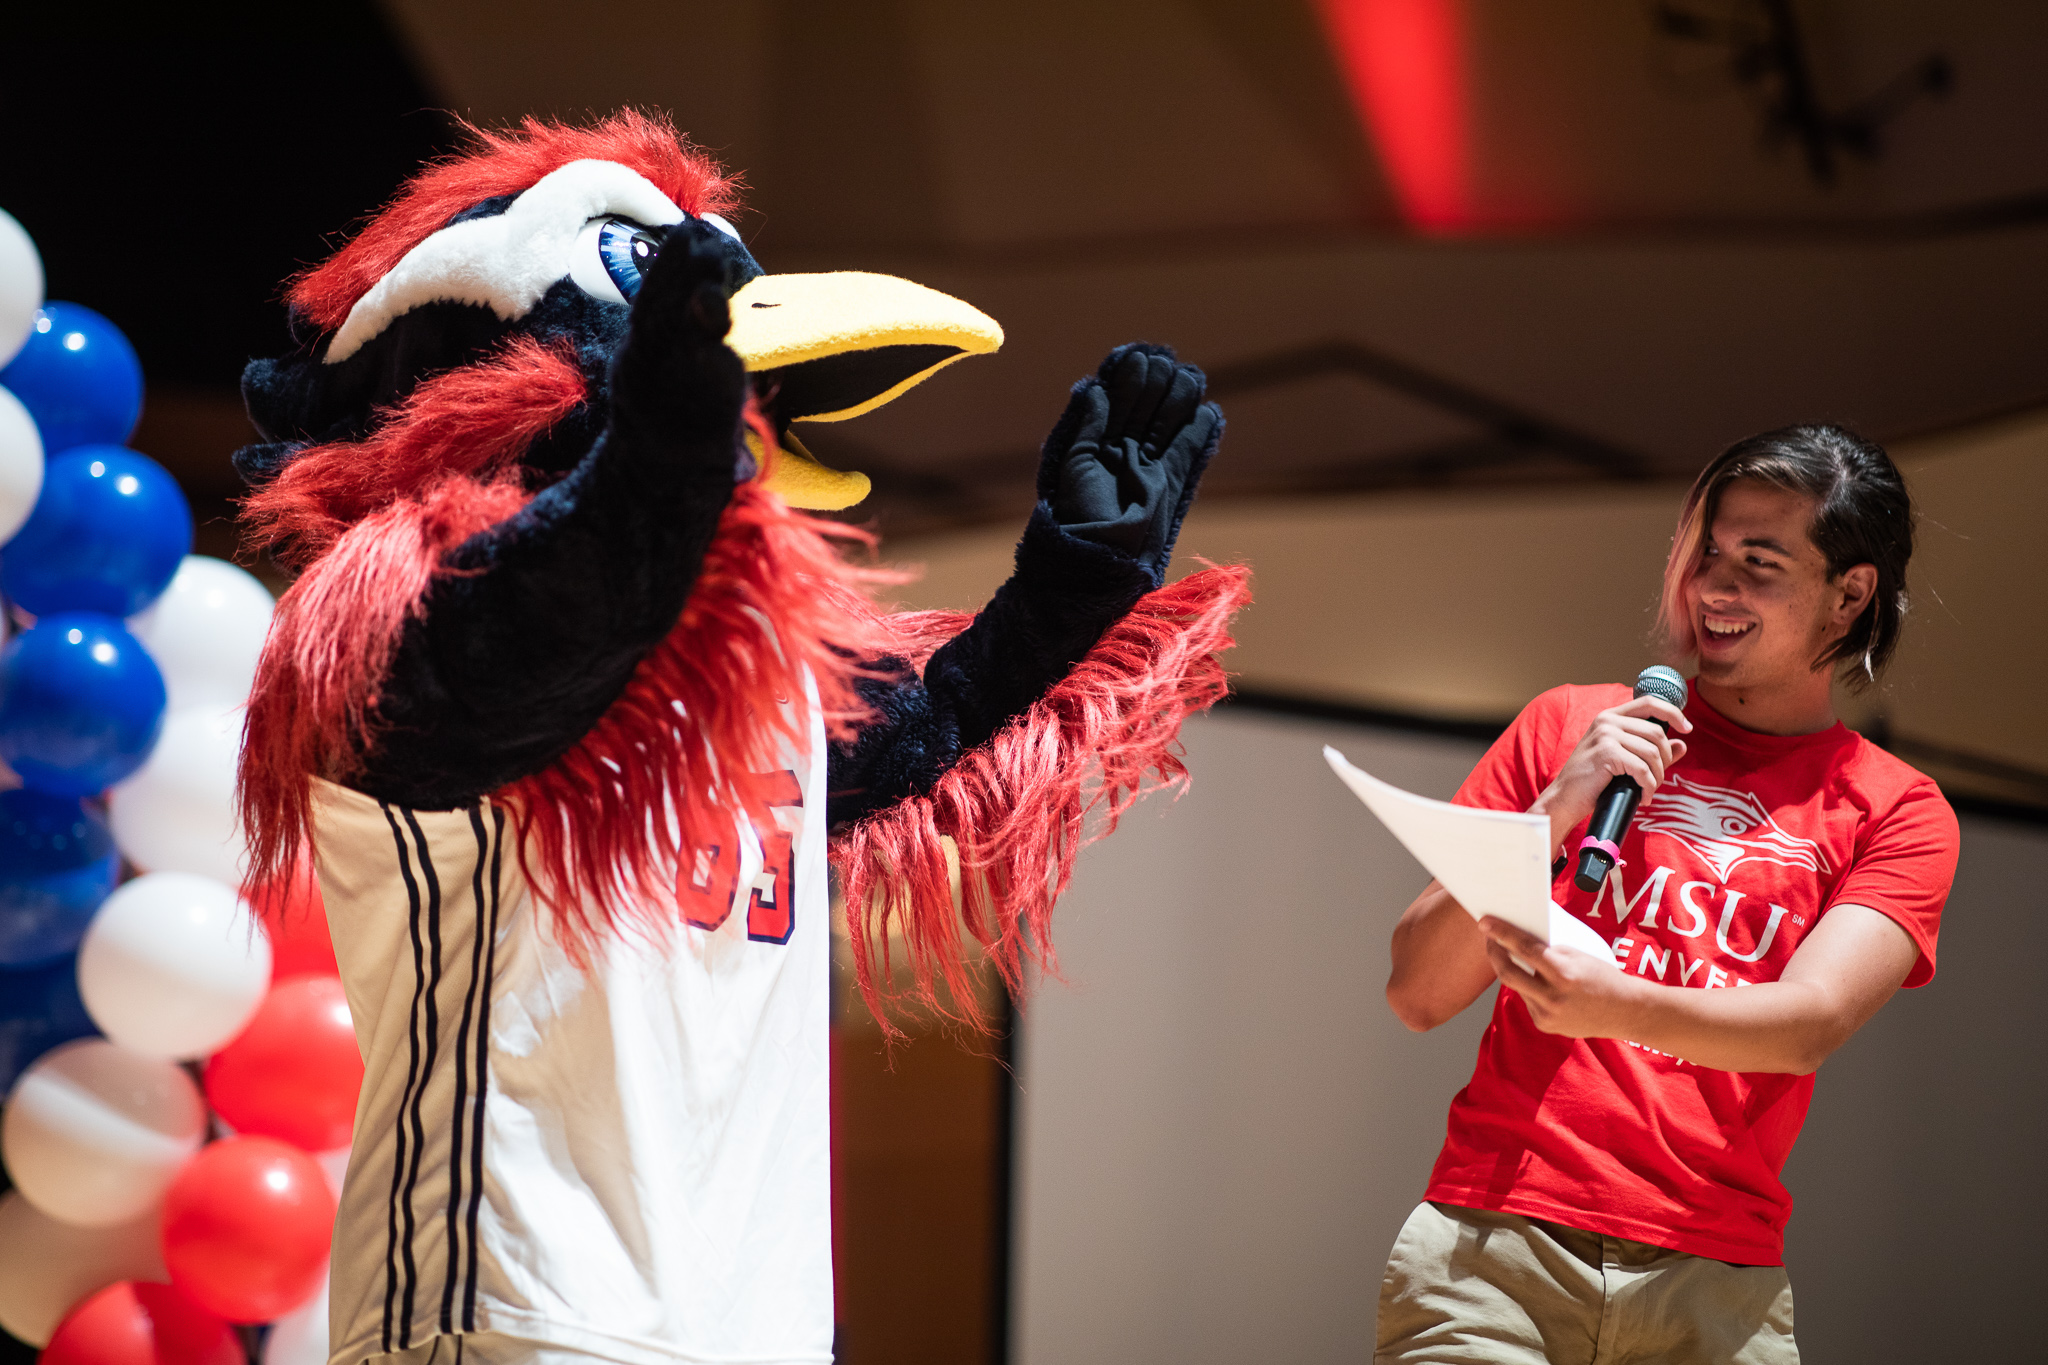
[{"xmin": 1572, "ymin": 665, "xmax": 1689, "ymax": 894}]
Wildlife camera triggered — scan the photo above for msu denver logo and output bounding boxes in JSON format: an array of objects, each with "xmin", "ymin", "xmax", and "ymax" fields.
[{"xmin": 1636, "ymin": 775, "xmax": 1830, "ymax": 882}]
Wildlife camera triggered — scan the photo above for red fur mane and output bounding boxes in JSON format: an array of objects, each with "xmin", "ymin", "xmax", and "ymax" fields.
[
  {"xmin": 237, "ymin": 340, "xmax": 591, "ymax": 895},
  {"xmin": 243, "ymin": 336, "xmax": 588, "ymax": 570},
  {"xmin": 288, "ymin": 110, "xmax": 741, "ymax": 335},
  {"xmin": 836, "ymin": 566, "xmax": 1251, "ymax": 1033},
  {"xmin": 499, "ymin": 464, "xmax": 890, "ymax": 952}
]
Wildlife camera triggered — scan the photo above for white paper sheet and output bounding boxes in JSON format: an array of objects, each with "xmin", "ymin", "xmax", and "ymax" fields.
[{"xmin": 1322, "ymin": 746, "xmax": 1617, "ymax": 965}]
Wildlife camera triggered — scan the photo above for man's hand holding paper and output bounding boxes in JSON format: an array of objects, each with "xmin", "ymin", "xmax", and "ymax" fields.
[
  {"xmin": 1321, "ymin": 745, "xmax": 1616, "ymax": 967},
  {"xmin": 1476, "ymin": 915, "xmax": 1645, "ymax": 1037}
]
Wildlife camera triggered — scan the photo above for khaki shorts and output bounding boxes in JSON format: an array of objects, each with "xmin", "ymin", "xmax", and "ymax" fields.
[{"xmin": 1375, "ymin": 1202, "xmax": 1797, "ymax": 1365}]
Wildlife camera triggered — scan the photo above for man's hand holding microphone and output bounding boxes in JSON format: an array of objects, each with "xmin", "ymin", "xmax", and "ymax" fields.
[{"xmin": 1478, "ymin": 666, "xmax": 1695, "ymax": 1035}]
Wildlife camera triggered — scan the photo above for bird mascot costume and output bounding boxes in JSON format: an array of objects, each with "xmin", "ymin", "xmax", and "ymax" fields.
[{"xmin": 233, "ymin": 112, "xmax": 1247, "ymax": 1365}]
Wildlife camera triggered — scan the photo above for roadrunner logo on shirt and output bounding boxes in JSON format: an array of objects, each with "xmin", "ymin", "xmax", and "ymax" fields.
[{"xmin": 1637, "ymin": 775, "xmax": 1830, "ymax": 882}]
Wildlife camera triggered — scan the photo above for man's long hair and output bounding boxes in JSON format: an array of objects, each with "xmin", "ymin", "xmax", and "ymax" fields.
[{"xmin": 1655, "ymin": 423, "xmax": 1914, "ymax": 688}]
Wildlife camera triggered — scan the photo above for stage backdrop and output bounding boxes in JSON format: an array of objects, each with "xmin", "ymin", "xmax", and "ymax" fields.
[{"xmin": 1012, "ymin": 705, "xmax": 2047, "ymax": 1364}]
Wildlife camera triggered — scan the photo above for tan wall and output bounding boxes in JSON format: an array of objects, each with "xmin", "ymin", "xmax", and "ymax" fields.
[
  {"xmin": 1879, "ymin": 412, "xmax": 2048, "ymax": 772},
  {"xmin": 878, "ymin": 409, "xmax": 2048, "ymax": 796}
]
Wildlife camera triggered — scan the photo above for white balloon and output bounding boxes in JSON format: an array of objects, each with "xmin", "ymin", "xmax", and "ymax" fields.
[
  {"xmin": 126, "ymin": 557, "xmax": 275, "ymax": 712},
  {"xmin": 77, "ymin": 872, "xmax": 271, "ymax": 1059},
  {"xmin": 0, "ymin": 1039, "xmax": 206, "ymax": 1229},
  {"xmin": 0, "ymin": 384, "xmax": 44, "ymax": 544},
  {"xmin": 0, "ymin": 209, "xmax": 43, "ymax": 369},
  {"xmin": 262, "ymin": 1267, "xmax": 330, "ymax": 1365},
  {"xmin": 0, "ymin": 1190, "xmax": 167, "ymax": 1345},
  {"xmin": 314, "ymin": 1144, "xmax": 350, "ymax": 1201},
  {"xmin": 108, "ymin": 706, "xmax": 247, "ymax": 887}
]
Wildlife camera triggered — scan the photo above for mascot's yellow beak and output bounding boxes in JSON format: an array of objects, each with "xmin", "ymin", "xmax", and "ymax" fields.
[
  {"xmin": 726, "ymin": 272, "xmax": 1003, "ymax": 511},
  {"xmin": 741, "ymin": 428, "xmax": 874, "ymax": 510}
]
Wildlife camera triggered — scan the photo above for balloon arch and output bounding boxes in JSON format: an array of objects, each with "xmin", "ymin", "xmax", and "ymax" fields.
[{"xmin": 0, "ymin": 206, "xmax": 357, "ymax": 1365}]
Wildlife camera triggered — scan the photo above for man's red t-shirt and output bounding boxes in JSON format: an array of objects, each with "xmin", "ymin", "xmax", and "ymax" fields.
[{"xmin": 1422, "ymin": 681, "xmax": 1958, "ymax": 1265}]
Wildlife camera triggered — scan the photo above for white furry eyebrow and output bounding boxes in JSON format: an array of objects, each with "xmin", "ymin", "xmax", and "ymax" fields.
[{"xmin": 324, "ymin": 159, "xmax": 686, "ymax": 364}]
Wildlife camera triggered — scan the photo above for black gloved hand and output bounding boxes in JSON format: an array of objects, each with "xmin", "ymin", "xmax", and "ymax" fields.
[
  {"xmin": 1038, "ymin": 342, "xmax": 1223, "ymax": 583},
  {"xmin": 608, "ymin": 218, "xmax": 753, "ymax": 458}
]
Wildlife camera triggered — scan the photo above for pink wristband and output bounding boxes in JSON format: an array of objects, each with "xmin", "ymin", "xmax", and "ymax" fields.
[{"xmin": 1577, "ymin": 836, "xmax": 1625, "ymax": 868}]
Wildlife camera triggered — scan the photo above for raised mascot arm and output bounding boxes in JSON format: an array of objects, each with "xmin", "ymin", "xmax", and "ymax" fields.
[{"xmin": 828, "ymin": 343, "xmax": 1221, "ymax": 826}]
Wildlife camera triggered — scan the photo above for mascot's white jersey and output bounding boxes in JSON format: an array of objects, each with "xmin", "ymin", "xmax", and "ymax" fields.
[{"xmin": 313, "ymin": 699, "xmax": 832, "ymax": 1365}]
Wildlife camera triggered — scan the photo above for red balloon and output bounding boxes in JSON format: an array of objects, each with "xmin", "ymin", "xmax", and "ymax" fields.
[
  {"xmin": 250, "ymin": 862, "xmax": 337, "ymax": 981},
  {"xmin": 160, "ymin": 1137, "xmax": 333, "ymax": 1324},
  {"xmin": 40, "ymin": 1281, "xmax": 241, "ymax": 1365},
  {"xmin": 205, "ymin": 976, "xmax": 362, "ymax": 1152}
]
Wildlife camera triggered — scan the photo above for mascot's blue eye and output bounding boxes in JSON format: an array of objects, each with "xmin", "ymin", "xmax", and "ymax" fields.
[
  {"xmin": 570, "ymin": 216, "xmax": 664, "ymax": 305},
  {"xmin": 570, "ymin": 213, "xmax": 746, "ymax": 305},
  {"xmin": 569, "ymin": 213, "xmax": 745, "ymax": 304},
  {"xmin": 599, "ymin": 220, "xmax": 663, "ymax": 301}
]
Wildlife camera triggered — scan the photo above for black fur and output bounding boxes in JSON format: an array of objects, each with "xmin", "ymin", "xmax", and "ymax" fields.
[
  {"xmin": 446, "ymin": 195, "xmax": 517, "ymax": 225},
  {"xmin": 825, "ymin": 506, "xmax": 1156, "ymax": 826},
  {"xmin": 352, "ymin": 221, "xmax": 751, "ymax": 808}
]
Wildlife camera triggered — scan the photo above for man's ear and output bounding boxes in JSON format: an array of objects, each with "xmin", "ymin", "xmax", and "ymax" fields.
[{"xmin": 1833, "ymin": 563, "xmax": 1878, "ymax": 628}]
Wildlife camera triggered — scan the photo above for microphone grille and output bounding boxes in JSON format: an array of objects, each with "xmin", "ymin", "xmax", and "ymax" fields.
[{"xmin": 1635, "ymin": 664, "xmax": 1688, "ymax": 708}]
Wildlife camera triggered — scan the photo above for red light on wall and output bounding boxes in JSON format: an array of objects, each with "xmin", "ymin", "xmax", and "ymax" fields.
[{"xmin": 1315, "ymin": 0, "xmax": 1472, "ymax": 233}]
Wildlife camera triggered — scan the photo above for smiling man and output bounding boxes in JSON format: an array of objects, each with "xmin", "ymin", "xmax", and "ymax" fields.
[{"xmin": 1375, "ymin": 427, "xmax": 1958, "ymax": 1364}]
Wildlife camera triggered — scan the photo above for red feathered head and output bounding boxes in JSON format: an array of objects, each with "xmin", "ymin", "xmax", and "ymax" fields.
[{"xmin": 287, "ymin": 111, "xmax": 741, "ymax": 336}]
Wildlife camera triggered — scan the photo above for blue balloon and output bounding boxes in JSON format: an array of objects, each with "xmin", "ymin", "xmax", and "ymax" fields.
[
  {"xmin": 0, "ymin": 788, "xmax": 119, "ymax": 967},
  {"xmin": 0, "ymin": 613, "xmax": 165, "ymax": 797},
  {"xmin": 0, "ymin": 446, "xmax": 193, "ymax": 615},
  {"xmin": 0, "ymin": 953, "xmax": 99, "ymax": 1096},
  {"xmin": 0, "ymin": 302, "xmax": 144, "ymax": 456}
]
